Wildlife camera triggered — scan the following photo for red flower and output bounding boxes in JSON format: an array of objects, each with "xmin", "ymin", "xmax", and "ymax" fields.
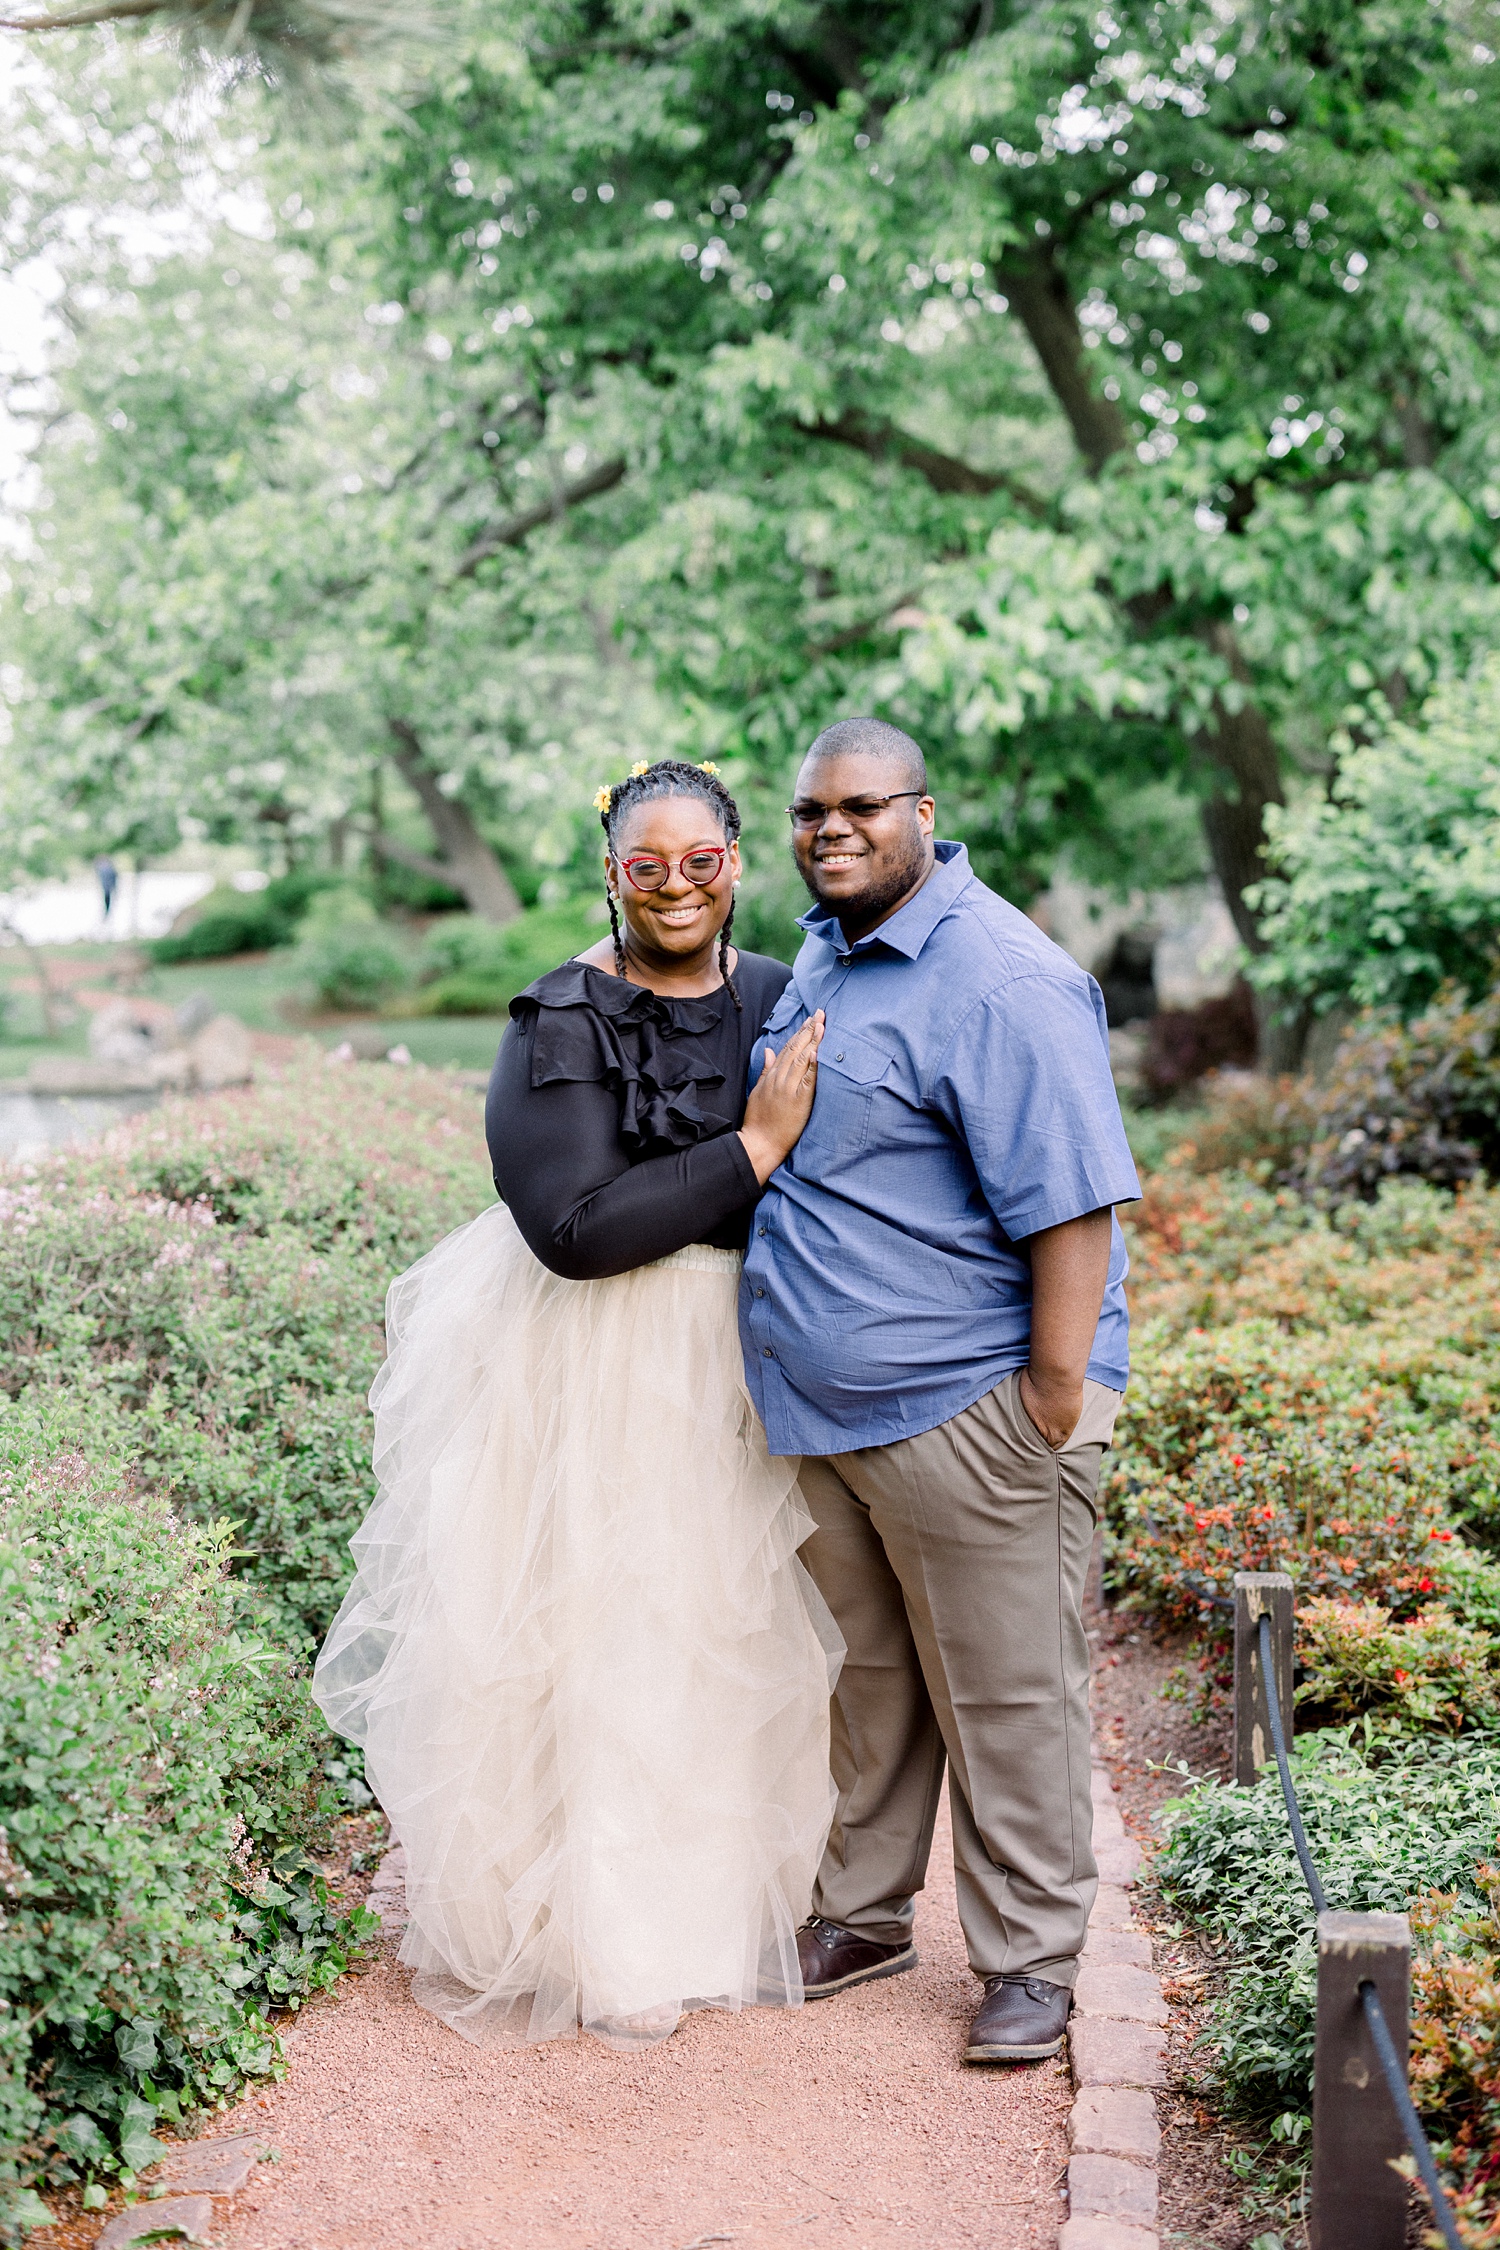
[
  {"xmin": 1232, "ymin": 1454, "xmax": 1245, "ymax": 1468},
  {"xmin": 1419, "ymin": 1577, "xmax": 1433, "ymax": 1591}
]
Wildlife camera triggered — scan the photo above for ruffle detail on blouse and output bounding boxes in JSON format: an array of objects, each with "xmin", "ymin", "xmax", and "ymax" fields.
[{"xmin": 509, "ymin": 961, "xmax": 729, "ymax": 1154}]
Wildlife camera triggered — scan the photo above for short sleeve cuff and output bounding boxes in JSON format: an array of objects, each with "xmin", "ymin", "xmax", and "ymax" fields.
[{"xmin": 1003, "ymin": 1166, "xmax": 1141, "ymax": 1240}]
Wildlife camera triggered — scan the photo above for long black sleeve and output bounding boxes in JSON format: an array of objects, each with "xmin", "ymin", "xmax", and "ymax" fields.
[{"xmin": 487, "ymin": 1018, "xmax": 763, "ymax": 1280}]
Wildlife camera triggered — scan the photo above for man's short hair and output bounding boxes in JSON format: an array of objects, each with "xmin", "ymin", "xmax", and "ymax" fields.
[{"xmin": 803, "ymin": 717, "xmax": 927, "ymax": 794}]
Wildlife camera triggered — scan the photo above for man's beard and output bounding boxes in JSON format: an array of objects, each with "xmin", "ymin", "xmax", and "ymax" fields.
[{"xmin": 802, "ymin": 830, "xmax": 929, "ymax": 924}]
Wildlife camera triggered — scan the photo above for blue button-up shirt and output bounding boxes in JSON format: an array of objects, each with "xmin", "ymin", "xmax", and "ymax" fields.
[{"xmin": 740, "ymin": 842, "xmax": 1141, "ymax": 1457}]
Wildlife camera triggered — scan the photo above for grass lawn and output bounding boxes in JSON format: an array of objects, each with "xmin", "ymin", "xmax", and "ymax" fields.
[{"xmin": 0, "ymin": 946, "xmax": 509, "ymax": 1077}]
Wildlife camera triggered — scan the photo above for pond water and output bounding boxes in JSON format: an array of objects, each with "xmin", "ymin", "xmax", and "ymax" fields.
[{"xmin": 0, "ymin": 1088, "xmax": 161, "ymax": 1162}]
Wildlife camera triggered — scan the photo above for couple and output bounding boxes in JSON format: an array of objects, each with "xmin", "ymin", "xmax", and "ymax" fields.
[{"xmin": 313, "ymin": 717, "xmax": 1140, "ymax": 2064}]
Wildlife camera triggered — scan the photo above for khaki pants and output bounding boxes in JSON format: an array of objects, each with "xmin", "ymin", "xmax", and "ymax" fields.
[{"xmin": 797, "ymin": 1371, "xmax": 1119, "ymax": 1988}]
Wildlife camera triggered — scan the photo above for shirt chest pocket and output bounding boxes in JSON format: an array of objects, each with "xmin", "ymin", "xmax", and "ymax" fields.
[
  {"xmin": 760, "ymin": 990, "xmax": 805, "ymax": 1046},
  {"xmin": 810, "ymin": 1030, "xmax": 892, "ymax": 1159}
]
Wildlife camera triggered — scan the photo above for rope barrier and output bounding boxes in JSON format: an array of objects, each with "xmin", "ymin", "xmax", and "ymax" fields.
[
  {"xmin": 1256, "ymin": 1613, "xmax": 1465, "ymax": 2250},
  {"xmin": 1256, "ymin": 1609, "xmax": 1327, "ymax": 1916}
]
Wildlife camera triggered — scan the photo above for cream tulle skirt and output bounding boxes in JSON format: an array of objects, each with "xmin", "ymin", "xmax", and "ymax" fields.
[{"xmin": 313, "ymin": 1202, "xmax": 840, "ymax": 2051}]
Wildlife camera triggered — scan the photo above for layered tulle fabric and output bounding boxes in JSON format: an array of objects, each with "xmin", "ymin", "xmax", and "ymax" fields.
[{"xmin": 313, "ymin": 1203, "xmax": 840, "ymax": 2051}]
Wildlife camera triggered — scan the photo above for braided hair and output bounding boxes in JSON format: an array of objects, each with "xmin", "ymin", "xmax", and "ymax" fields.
[{"xmin": 597, "ymin": 759, "xmax": 743, "ymax": 1010}]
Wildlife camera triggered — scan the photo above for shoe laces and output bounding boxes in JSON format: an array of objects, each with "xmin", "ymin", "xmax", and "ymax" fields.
[{"xmin": 986, "ymin": 1974, "xmax": 1060, "ymax": 2003}]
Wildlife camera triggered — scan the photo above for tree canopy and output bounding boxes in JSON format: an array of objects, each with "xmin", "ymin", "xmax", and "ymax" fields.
[{"xmin": 5, "ymin": 0, "xmax": 1500, "ymax": 996}]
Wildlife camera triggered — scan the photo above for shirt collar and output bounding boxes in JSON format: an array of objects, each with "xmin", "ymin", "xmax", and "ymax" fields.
[{"xmin": 796, "ymin": 839, "xmax": 972, "ymax": 962}]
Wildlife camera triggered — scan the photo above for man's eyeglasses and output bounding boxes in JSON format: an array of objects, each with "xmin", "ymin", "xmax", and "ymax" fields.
[
  {"xmin": 787, "ymin": 790, "xmax": 925, "ymax": 829},
  {"xmin": 620, "ymin": 846, "xmax": 728, "ymax": 892}
]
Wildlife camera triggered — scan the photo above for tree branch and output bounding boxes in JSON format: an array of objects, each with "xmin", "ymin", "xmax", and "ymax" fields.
[
  {"xmin": 1, "ymin": 0, "xmax": 161, "ymax": 27},
  {"xmin": 808, "ymin": 410, "xmax": 1049, "ymax": 515},
  {"xmin": 451, "ymin": 455, "xmax": 627, "ymax": 580},
  {"xmin": 996, "ymin": 244, "xmax": 1130, "ymax": 474},
  {"xmin": 365, "ymin": 831, "xmax": 458, "ymax": 888},
  {"xmin": 385, "ymin": 719, "xmax": 521, "ymax": 922}
]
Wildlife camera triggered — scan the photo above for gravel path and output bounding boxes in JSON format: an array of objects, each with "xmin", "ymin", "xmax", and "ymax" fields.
[{"xmin": 219, "ymin": 1801, "xmax": 1070, "ymax": 2250}]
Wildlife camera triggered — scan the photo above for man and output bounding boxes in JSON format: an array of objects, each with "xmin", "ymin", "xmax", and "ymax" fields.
[
  {"xmin": 94, "ymin": 856, "xmax": 118, "ymax": 922},
  {"xmin": 741, "ymin": 716, "xmax": 1140, "ymax": 2063}
]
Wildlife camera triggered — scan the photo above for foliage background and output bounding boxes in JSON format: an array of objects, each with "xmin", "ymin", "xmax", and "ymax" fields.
[{"xmin": 4, "ymin": 0, "xmax": 1500, "ymax": 1008}]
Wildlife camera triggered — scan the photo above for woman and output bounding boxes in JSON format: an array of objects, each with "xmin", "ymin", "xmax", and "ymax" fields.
[{"xmin": 314, "ymin": 758, "xmax": 836, "ymax": 2052}]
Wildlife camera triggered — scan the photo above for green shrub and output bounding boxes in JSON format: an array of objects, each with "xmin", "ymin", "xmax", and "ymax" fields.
[
  {"xmin": 419, "ymin": 901, "xmax": 594, "ymax": 980},
  {"xmin": 1155, "ymin": 1733, "xmax": 1500, "ymax": 2116},
  {"xmin": 1250, "ymin": 657, "xmax": 1500, "ymax": 1017},
  {"xmin": 0, "ymin": 1425, "xmax": 373, "ymax": 2236},
  {"xmin": 1410, "ymin": 1872, "xmax": 1500, "ymax": 2239},
  {"xmin": 0, "ymin": 1067, "xmax": 490, "ymax": 2234},
  {"xmin": 153, "ymin": 890, "xmax": 286, "ymax": 963},
  {"xmin": 1296, "ymin": 1598, "xmax": 1500, "ymax": 1733},
  {"xmin": 0, "ymin": 1064, "xmax": 490, "ymax": 1644},
  {"xmin": 151, "ymin": 870, "xmax": 341, "ymax": 965},
  {"xmin": 407, "ymin": 899, "xmax": 604, "ymax": 1016},
  {"xmin": 1119, "ymin": 1172, "xmax": 1500, "ymax": 1558},
  {"xmin": 1290, "ymin": 985, "xmax": 1500, "ymax": 1200},
  {"xmin": 368, "ymin": 860, "xmax": 465, "ymax": 915},
  {"xmin": 1120, "ymin": 1115, "xmax": 1500, "ymax": 2225},
  {"xmin": 1107, "ymin": 1413, "xmax": 1497, "ymax": 1637},
  {"xmin": 291, "ymin": 892, "xmax": 409, "ymax": 1010},
  {"xmin": 406, "ymin": 972, "xmax": 516, "ymax": 1017}
]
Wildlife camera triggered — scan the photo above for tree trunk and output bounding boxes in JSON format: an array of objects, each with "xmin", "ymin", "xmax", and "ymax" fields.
[
  {"xmin": 1190, "ymin": 626, "xmax": 1309, "ymax": 1070},
  {"xmin": 1000, "ymin": 243, "xmax": 1295, "ymax": 1048},
  {"xmin": 385, "ymin": 721, "xmax": 522, "ymax": 924},
  {"xmin": 998, "ymin": 244, "xmax": 1131, "ymax": 475},
  {"xmin": 1191, "ymin": 626, "xmax": 1285, "ymax": 954},
  {"xmin": 1183, "ymin": 629, "xmax": 1314, "ymax": 1067}
]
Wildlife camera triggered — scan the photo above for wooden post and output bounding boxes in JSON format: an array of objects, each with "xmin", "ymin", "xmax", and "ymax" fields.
[
  {"xmin": 1233, "ymin": 1569, "xmax": 1294, "ymax": 1784},
  {"xmin": 1309, "ymin": 1911, "xmax": 1411, "ymax": 2250}
]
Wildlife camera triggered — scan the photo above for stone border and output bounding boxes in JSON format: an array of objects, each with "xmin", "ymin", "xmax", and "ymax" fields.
[
  {"xmin": 1057, "ymin": 1747, "xmax": 1166, "ymax": 2248},
  {"xmin": 94, "ymin": 2133, "xmax": 268, "ymax": 2247}
]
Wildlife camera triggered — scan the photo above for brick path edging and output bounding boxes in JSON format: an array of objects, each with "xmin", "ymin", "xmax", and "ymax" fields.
[{"xmin": 1057, "ymin": 1753, "xmax": 1165, "ymax": 2250}]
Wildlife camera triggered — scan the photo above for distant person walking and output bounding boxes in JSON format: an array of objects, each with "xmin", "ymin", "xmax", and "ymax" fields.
[{"xmin": 94, "ymin": 856, "xmax": 118, "ymax": 922}]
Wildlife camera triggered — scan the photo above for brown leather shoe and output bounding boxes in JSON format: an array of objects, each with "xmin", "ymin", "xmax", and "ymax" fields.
[
  {"xmin": 797, "ymin": 1916, "xmax": 917, "ymax": 1999},
  {"xmin": 964, "ymin": 1974, "xmax": 1072, "ymax": 2062}
]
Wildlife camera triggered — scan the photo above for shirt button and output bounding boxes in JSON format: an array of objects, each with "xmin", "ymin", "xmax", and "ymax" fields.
[
  {"xmin": 761, "ymin": 1346, "xmax": 774, "ymax": 1358},
  {"xmin": 756, "ymin": 1226, "xmax": 766, "ymax": 1236},
  {"xmin": 755, "ymin": 1287, "xmax": 765, "ymax": 1298},
  {"xmin": 834, "ymin": 1051, "xmax": 844, "ymax": 1061}
]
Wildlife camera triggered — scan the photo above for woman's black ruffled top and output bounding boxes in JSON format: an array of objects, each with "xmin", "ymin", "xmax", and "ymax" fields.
[{"xmin": 485, "ymin": 953, "xmax": 793, "ymax": 1279}]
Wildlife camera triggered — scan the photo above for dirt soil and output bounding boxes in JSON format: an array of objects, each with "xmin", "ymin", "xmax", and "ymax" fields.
[{"xmin": 211, "ymin": 1793, "xmax": 1072, "ymax": 2250}]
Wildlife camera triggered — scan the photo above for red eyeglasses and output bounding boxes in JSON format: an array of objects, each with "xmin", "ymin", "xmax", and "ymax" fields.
[{"xmin": 620, "ymin": 847, "xmax": 729, "ymax": 892}]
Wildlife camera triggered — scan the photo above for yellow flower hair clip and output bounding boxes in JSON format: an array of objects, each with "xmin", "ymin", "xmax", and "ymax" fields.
[
  {"xmin": 699, "ymin": 761, "xmax": 719, "ymax": 776},
  {"xmin": 592, "ymin": 784, "xmax": 613, "ymax": 812},
  {"xmin": 630, "ymin": 760, "xmax": 651, "ymax": 777}
]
